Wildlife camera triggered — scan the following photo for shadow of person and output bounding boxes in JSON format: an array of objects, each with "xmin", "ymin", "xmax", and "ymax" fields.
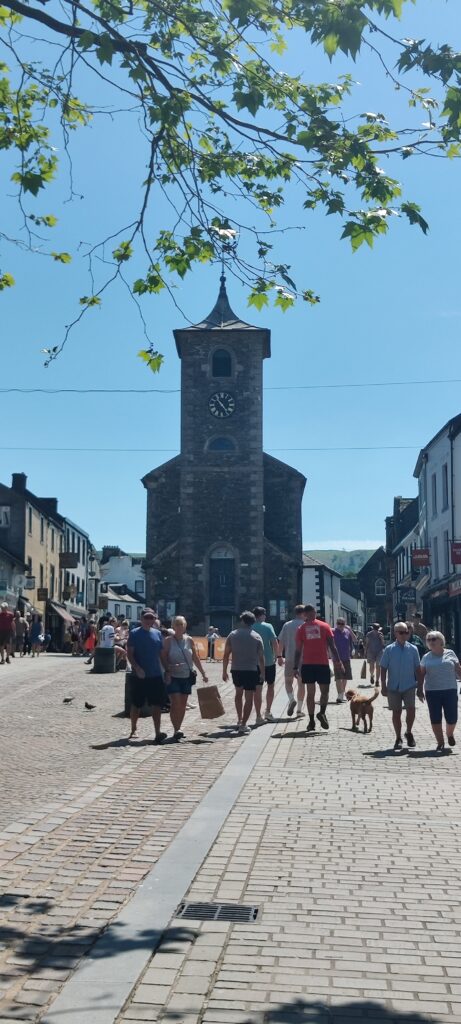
[{"xmin": 162, "ymin": 996, "xmax": 444, "ymax": 1024}]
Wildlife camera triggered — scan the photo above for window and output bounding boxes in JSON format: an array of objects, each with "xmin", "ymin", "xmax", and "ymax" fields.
[
  {"xmin": 207, "ymin": 436, "xmax": 236, "ymax": 452},
  {"xmin": 51, "ymin": 528, "xmax": 55, "ymax": 552},
  {"xmin": 50, "ymin": 565, "xmax": 55, "ymax": 600},
  {"xmin": 40, "ymin": 516, "xmax": 44, "ymax": 543},
  {"xmin": 66, "ymin": 529, "xmax": 70, "ymax": 550},
  {"xmin": 444, "ymin": 530, "xmax": 450, "ymax": 576},
  {"xmin": 137, "ymin": 606, "xmax": 143, "ymax": 620},
  {"xmin": 72, "ymin": 531, "xmax": 75, "ymax": 553},
  {"xmin": 82, "ymin": 540, "xmax": 86, "ymax": 563},
  {"xmin": 431, "ymin": 473, "xmax": 437, "ymax": 516},
  {"xmin": 212, "ymin": 348, "xmax": 232, "ymax": 377},
  {"xmin": 442, "ymin": 463, "xmax": 449, "ymax": 510},
  {"xmin": 375, "ymin": 578, "xmax": 386, "ymax": 596},
  {"xmin": 77, "ymin": 536, "xmax": 81, "ymax": 560},
  {"xmin": 135, "ymin": 579, "xmax": 145, "ymax": 594},
  {"xmin": 27, "ymin": 557, "xmax": 32, "ymax": 575},
  {"xmin": 114, "ymin": 603, "xmax": 120, "ymax": 616},
  {"xmin": 126, "ymin": 605, "xmax": 132, "ymax": 619},
  {"xmin": 433, "ymin": 536, "xmax": 439, "ymax": 579},
  {"xmin": 39, "ymin": 563, "xmax": 44, "ymax": 588},
  {"xmin": 0, "ymin": 506, "xmax": 11, "ymax": 528},
  {"xmin": 66, "ymin": 571, "xmax": 70, "ymax": 586},
  {"xmin": 28, "ymin": 506, "xmax": 33, "ymax": 535}
]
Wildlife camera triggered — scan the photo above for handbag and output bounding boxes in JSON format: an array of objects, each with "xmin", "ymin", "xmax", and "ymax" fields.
[
  {"xmin": 189, "ymin": 669, "xmax": 197, "ymax": 686},
  {"xmin": 360, "ymin": 660, "xmax": 367, "ymax": 679},
  {"xmin": 197, "ymin": 684, "xmax": 225, "ymax": 719}
]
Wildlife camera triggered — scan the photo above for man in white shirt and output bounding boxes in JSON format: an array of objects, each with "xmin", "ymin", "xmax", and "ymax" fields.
[
  {"xmin": 99, "ymin": 616, "xmax": 115, "ymax": 648},
  {"xmin": 277, "ymin": 604, "xmax": 306, "ymax": 717}
]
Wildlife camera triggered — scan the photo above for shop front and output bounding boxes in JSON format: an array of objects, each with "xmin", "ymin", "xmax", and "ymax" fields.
[{"xmin": 424, "ymin": 583, "xmax": 461, "ymax": 651}]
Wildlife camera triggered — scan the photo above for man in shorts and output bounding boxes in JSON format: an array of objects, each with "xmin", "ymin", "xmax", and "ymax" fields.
[
  {"xmin": 380, "ymin": 621, "xmax": 422, "ymax": 751},
  {"xmin": 365, "ymin": 623, "xmax": 385, "ymax": 685},
  {"xmin": 0, "ymin": 603, "xmax": 15, "ymax": 665},
  {"xmin": 252, "ymin": 606, "xmax": 279, "ymax": 723},
  {"xmin": 293, "ymin": 604, "xmax": 344, "ymax": 732},
  {"xmin": 278, "ymin": 604, "xmax": 307, "ymax": 717},
  {"xmin": 127, "ymin": 608, "xmax": 167, "ymax": 744},
  {"xmin": 222, "ymin": 611, "xmax": 265, "ymax": 734},
  {"xmin": 333, "ymin": 617, "xmax": 356, "ymax": 703}
]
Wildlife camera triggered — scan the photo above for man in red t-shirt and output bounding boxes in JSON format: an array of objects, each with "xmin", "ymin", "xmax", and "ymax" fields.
[
  {"xmin": 293, "ymin": 604, "xmax": 344, "ymax": 732},
  {"xmin": 0, "ymin": 603, "xmax": 15, "ymax": 665}
]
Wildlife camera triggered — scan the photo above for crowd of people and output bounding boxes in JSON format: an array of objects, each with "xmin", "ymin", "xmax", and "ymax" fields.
[{"xmin": 1, "ymin": 597, "xmax": 459, "ymax": 753}]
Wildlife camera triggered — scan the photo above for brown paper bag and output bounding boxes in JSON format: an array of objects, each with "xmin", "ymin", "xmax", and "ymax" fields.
[
  {"xmin": 197, "ymin": 684, "xmax": 225, "ymax": 720},
  {"xmin": 360, "ymin": 660, "xmax": 367, "ymax": 680}
]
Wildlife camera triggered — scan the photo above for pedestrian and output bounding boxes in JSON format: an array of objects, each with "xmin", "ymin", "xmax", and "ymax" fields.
[
  {"xmin": 84, "ymin": 622, "xmax": 97, "ymax": 663},
  {"xmin": 412, "ymin": 612, "xmax": 428, "ymax": 646},
  {"xmin": 277, "ymin": 604, "xmax": 307, "ymax": 717},
  {"xmin": 293, "ymin": 604, "xmax": 344, "ymax": 732},
  {"xmin": 99, "ymin": 615, "xmax": 115, "ymax": 648},
  {"xmin": 420, "ymin": 630, "xmax": 461, "ymax": 754},
  {"xmin": 162, "ymin": 615, "xmax": 208, "ymax": 741},
  {"xmin": 206, "ymin": 625, "xmax": 219, "ymax": 661},
  {"xmin": 30, "ymin": 613, "xmax": 42, "ymax": 657},
  {"xmin": 333, "ymin": 617, "xmax": 356, "ymax": 703},
  {"xmin": 14, "ymin": 610, "xmax": 28, "ymax": 657},
  {"xmin": 222, "ymin": 611, "xmax": 265, "ymax": 734},
  {"xmin": 0, "ymin": 602, "xmax": 15, "ymax": 665},
  {"xmin": 365, "ymin": 622, "xmax": 385, "ymax": 685},
  {"xmin": 126, "ymin": 608, "xmax": 168, "ymax": 744},
  {"xmin": 380, "ymin": 621, "xmax": 422, "ymax": 751},
  {"xmin": 252, "ymin": 606, "xmax": 279, "ymax": 723}
]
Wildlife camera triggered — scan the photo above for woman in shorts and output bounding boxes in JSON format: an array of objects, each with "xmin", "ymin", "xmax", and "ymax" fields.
[
  {"xmin": 420, "ymin": 630, "xmax": 461, "ymax": 753},
  {"xmin": 162, "ymin": 616, "xmax": 208, "ymax": 741}
]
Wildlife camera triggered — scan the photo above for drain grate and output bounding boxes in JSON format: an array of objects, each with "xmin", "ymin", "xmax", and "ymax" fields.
[{"xmin": 176, "ymin": 901, "xmax": 259, "ymax": 923}]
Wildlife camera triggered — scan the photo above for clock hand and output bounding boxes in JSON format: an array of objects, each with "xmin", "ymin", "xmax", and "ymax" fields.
[{"xmin": 215, "ymin": 396, "xmax": 227, "ymax": 412}]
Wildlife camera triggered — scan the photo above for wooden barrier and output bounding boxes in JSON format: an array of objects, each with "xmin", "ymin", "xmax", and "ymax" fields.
[{"xmin": 192, "ymin": 637, "xmax": 226, "ymax": 661}]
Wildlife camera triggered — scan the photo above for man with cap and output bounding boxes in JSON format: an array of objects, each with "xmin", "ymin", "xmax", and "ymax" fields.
[{"xmin": 127, "ymin": 608, "xmax": 167, "ymax": 744}]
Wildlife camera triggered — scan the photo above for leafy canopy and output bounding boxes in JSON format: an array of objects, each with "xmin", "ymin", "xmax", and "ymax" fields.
[{"xmin": 0, "ymin": 0, "xmax": 460, "ymax": 365}]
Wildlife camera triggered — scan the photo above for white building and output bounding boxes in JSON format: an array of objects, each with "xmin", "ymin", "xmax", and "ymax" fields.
[
  {"xmin": 413, "ymin": 413, "xmax": 461, "ymax": 647},
  {"xmin": 99, "ymin": 546, "xmax": 145, "ymax": 599},
  {"xmin": 61, "ymin": 518, "xmax": 90, "ymax": 616},
  {"xmin": 340, "ymin": 578, "xmax": 365, "ymax": 633},
  {"xmin": 302, "ymin": 554, "xmax": 341, "ymax": 625}
]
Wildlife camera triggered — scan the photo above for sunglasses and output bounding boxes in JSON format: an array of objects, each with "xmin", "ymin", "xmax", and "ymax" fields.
[
  {"xmin": 397, "ymin": 630, "xmax": 409, "ymax": 635},
  {"xmin": 142, "ymin": 614, "xmax": 155, "ymax": 620},
  {"xmin": 427, "ymin": 637, "xmax": 438, "ymax": 643}
]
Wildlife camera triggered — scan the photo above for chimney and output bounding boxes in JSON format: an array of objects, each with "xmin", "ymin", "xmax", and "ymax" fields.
[{"xmin": 11, "ymin": 473, "xmax": 27, "ymax": 493}]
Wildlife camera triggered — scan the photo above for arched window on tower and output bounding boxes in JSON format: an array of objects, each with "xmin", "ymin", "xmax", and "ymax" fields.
[
  {"xmin": 212, "ymin": 349, "xmax": 232, "ymax": 377},
  {"xmin": 207, "ymin": 436, "xmax": 236, "ymax": 453}
]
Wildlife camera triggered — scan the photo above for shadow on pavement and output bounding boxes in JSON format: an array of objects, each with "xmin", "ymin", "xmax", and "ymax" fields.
[
  {"xmin": 271, "ymin": 731, "xmax": 326, "ymax": 740},
  {"xmin": 363, "ymin": 749, "xmax": 408, "ymax": 759},
  {"xmin": 161, "ymin": 997, "xmax": 441, "ymax": 1023}
]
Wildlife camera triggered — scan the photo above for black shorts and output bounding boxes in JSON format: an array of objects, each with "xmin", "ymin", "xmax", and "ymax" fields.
[
  {"xmin": 131, "ymin": 675, "xmax": 167, "ymax": 709},
  {"xmin": 232, "ymin": 670, "xmax": 259, "ymax": 692},
  {"xmin": 301, "ymin": 664, "xmax": 332, "ymax": 686},
  {"xmin": 264, "ymin": 663, "xmax": 276, "ymax": 685}
]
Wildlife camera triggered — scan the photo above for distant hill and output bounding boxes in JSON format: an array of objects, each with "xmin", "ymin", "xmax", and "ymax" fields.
[{"xmin": 304, "ymin": 549, "xmax": 376, "ymax": 577}]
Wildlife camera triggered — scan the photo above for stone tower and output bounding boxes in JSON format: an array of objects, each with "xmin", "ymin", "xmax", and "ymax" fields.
[{"xmin": 143, "ymin": 278, "xmax": 306, "ymax": 633}]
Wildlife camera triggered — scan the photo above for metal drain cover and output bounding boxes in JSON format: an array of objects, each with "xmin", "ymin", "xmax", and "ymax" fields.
[{"xmin": 177, "ymin": 902, "xmax": 259, "ymax": 923}]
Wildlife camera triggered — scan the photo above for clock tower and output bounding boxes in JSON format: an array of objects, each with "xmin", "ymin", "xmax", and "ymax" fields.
[{"xmin": 143, "ymin": 277, "xmax": 305, "ymax": 633}]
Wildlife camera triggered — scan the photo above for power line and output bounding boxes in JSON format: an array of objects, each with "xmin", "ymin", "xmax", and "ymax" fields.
[
  {"xmin": 0, "ymin": 445, "xmax": 421, "ymax": 453},
  {"xmin": 0, "ymin": 378, "xmax": 459, "ymax": 395}
]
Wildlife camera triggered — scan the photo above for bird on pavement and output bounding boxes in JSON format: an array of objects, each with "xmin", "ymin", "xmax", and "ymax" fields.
[
  {"xmin": 84, "ymin": 702, "xmax": 96, "ymax": 711},
  {"xmin": 63, "ymin": 697, "xmax": 74, "ymax": 704}
]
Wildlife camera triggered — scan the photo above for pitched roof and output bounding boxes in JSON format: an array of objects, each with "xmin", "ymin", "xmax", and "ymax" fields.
[
  {"xmin": 302, "ymin": 552, "xmax": 341, "ymax": 577},
  {"xmin": 173, "ymin": 276, "xmax": 271, "ymax": 356}
]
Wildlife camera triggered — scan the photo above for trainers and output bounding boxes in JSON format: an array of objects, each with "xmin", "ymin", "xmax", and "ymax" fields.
[
  {"xmin": 255, "ymin": 715, "xmax": 265, "ymax": 726},
  {"xmin": 306, "ymin": 719, "xmax": 315, "ymax": 733},
  {"xmin": 405, "ymin": 732, "xmax": 416, "ymax": 748},
  {"xmin": 448, "ymin": 736, "xmax": 456, "ymax": 747},
  {"xmin": 316, "ymin": 711, "xmax": 329, "ymax": 730},
  {"xmin": 436, "ymin": 743, "xmax": 445, "ymax": 754},
  {"xmin": 153, "ymin": 732, "xmax": 167, "ymax": 745},
  {"xmin": 173, "ymin": 731, "xmax": 184, "ymax": 741},
  {"xmin": 238, "ymin": 725, "xmax": 251, "ymax": 735},
  {"xmin": 296, "ymin": 710, "xmax": 305, "ymax": 718},
  {"xmin": 287, "ymin": 698, "xmax": 296, "ymax": 717},
  {"xmin": 265, "ymin": 711, "xmax": 275, "ymax": 722},
  {"xmin": 393, "ymin": 737, "xmax": 403, "ymax": 751}
]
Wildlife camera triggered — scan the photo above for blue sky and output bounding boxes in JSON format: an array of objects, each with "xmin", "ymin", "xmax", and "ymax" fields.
[{"xmin": 2, "ymin": 0, "xmax": 460, "ymax": 553}]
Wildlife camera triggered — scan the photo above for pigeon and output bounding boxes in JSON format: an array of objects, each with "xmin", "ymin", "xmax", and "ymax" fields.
[
  {"xmin": 63, "ymin": 697, "xmax": 74, "ymax": 704},
  {"xmin": 84, "ymin": 702, "xmax": 96, "ymax": 711}
]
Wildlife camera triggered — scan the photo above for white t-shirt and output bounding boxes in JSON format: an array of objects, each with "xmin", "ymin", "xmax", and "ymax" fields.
[
  {"xmin": 278, "ymin": 618, "xmax": 304, "ymax": 664},
  {"xmin": 422, "ymin": 649, "xmax": 459, "ymax": 691},
  {"xmin": 99, "ymin": 624, "xmax": 115, "ymax": 648}
]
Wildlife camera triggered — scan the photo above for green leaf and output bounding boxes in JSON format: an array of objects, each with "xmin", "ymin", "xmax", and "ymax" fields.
[
  {"xmin": 51, "ymin": 251, "xmax": 72, "ymax": 263},
  {"xmin": 138, "ymin": 348, "xmax": 164, "ymax": 374},
  {"xmin": 112, "ymin": 241, "xmax": 133, "ymax": 262},
  {"xmin": 323, "ymin": 34, "xmax": 339, "ymax": 57},
  {"xmin": 0, "ymin": 271, "xmax": 15, "ymax": 290},
  {"xmin": 401, "ymin": 202, "xmax": 429, "ymax": 234},
  {"xmin": 79, "ymin": 295, "xmax": 102, "ymax": 306}
]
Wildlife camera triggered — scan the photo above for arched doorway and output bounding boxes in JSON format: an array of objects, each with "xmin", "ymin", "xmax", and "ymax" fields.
[{"xmin": 208, "ymin": 545, "xmax": 236, "ymax": 636}]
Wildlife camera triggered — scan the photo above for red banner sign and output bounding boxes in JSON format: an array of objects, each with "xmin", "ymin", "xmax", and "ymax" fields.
[
  {"xmin": 411, "ymin": 548, "xmax": 430, "ymax": 567},
  {"xmin": 451, "ymin": 542, "xmax": 461, "ymax": 565}
]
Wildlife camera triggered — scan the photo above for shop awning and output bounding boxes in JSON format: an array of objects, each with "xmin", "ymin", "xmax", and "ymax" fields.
[{"xmin": 49, "ymin": 602, "xmax": 75, "ymax": 626}]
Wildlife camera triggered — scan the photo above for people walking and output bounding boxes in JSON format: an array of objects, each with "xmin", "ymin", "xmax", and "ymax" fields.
[
  {"xmin": 277, "ymin": 604, "xmax": 306, "ymax": 716},
  {"xmin": 0, "ymin": 602, "xmax": 15, "ymax": 664},
  {"xmin": 412, "ymin": 612, "xmax": 428, "ymax": 646},
  {"xmin": 162, "ymin": 615, "xmax": 208, "ymax": 741},
  {"xmin": 420, "ymin": 630, "xmax": 461, "ymax": 753},
  {"xmin": 222, "ymin": 611, "xmax": 265, "ymax": 734},
  {"xmin": 14, "ymin": 610, "xmax": 28, "ymax": 657},
  {"xmin": 293, "ymin": 604, "xmax": 344, "ymax": 733},
  {"xmin": 29, "ymin": 614, "xmax": 42, "ymax": 657},
  {"xmin": 380, "ymin": 622, "xmax": 422, "ymax": 751},
  {"xmin": 365, "ymin": 623, "xmax": 385, "ymax": 685},
  {"xmin": 333, "ymin": 618, "xmax": 356, "ymax": 702},
  {"xmin": 126, "ymin": 608, "xmax": 168, "ymax": 743},
  {"xmin": 252, "ymin": 606, "xmax": 279, "ymax": 723},
  {"xmin": 206, "ymin": 626, "xmax": 219, "ymax": 661}
]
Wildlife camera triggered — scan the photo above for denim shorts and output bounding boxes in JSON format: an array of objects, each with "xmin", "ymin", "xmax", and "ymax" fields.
[
  {"xmin": 167, "ymin": 676, "xmax": 192, "ymax": 696},
  {"xmin": 425, "ymin": 688, "xmax": 458, "ymax": 726}
]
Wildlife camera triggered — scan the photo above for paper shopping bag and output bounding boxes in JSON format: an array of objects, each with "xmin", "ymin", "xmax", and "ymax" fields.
[
  {"xmin": 197, "ymin": 684, "xmax": 225, "ymax": 720},
  {"xmin": 360, "ymin": 660, "xmax": 367, "ymax": 680}
]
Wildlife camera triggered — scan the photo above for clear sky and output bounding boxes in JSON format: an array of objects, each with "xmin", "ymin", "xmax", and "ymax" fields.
[{"xmin": 2, "ymin": 0, "xmax": 460, "ymax": 553}]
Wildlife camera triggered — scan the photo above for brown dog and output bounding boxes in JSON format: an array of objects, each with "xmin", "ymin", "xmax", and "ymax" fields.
[{"xmin": 346, "ymin": 688, "xmax": 379, "ymax": 733}]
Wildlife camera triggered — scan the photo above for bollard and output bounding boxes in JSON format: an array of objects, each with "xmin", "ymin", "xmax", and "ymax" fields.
[{"xmin": 93, "ymin": 646, "xmax": 116, "ymax": 673}]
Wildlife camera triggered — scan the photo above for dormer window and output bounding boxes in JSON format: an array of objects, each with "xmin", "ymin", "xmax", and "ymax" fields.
[{"xmin": 212, "ymin": 349, "xmax": 232, "ymax": 377}]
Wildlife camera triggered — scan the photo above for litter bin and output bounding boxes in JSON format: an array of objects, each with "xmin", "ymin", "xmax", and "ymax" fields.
[{"xmin": 93, "ymin": 646, "xmax": 116, "ymax": 673}]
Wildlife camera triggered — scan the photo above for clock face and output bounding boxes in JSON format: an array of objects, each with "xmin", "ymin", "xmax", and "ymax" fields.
[{"xmin": 208, "ymin": 391, "xmax": 236, "ymax": 418}]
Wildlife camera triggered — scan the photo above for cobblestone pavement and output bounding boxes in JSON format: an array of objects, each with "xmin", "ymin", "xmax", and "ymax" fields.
[
  {"xmin": 117, "ymin": 663, "xmax": 461, "ymax": 1024},
  {"xmin": 0, "ymin": 654, "xmax": 250, "ymax": 1021}
]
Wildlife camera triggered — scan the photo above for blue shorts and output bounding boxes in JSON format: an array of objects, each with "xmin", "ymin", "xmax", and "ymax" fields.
[
  {"xmin": 425, "ymin": 689, "xmax": 458, "ymax": 726},
  {"xmin": 167, "ymin": 676, "xmax": 192, "ymax": 696}
]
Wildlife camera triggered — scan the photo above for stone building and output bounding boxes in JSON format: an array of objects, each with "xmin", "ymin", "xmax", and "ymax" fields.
[{"xmin": 143, "ymin": 277, "xmax": 306, "ymax": 634}]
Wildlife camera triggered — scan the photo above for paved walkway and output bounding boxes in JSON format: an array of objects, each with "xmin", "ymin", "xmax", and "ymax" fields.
[{"xmin": 2, "ymin": 658, "xmax": 461, "ymax": 1023}]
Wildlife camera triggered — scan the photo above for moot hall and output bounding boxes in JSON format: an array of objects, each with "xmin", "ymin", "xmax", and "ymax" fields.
[{"xmin": 142, "ymin": 277, "xmax": 306, "ymax": 634}]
